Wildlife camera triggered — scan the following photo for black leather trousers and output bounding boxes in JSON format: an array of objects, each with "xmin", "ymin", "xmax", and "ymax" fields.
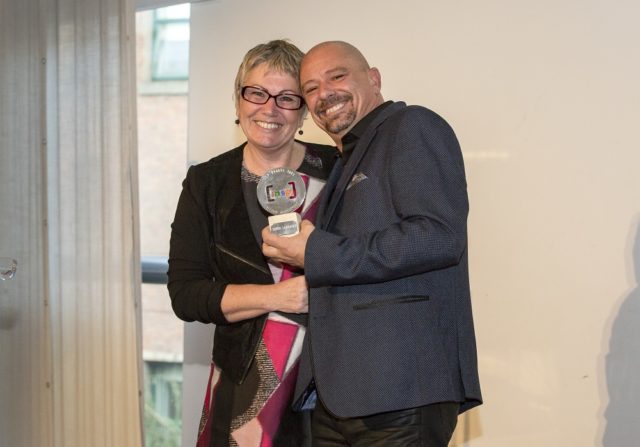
[{"xmin": 311, "ymin": 399, "xmax": 459, "ymax": 447}]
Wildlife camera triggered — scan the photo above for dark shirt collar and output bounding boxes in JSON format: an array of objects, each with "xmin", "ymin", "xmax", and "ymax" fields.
[{"xmin": 340, "ymin": 101, "xmax": 393, "ymax": 163}]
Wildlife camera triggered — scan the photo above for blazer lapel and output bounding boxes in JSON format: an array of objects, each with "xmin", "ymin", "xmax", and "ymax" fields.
[
  {"xmin": 316, "ymin": 157, "xmax": 343, "ymax": 229},
  {"xmin": 322, "ymin": 102, "xmax": 406, "ymax": 228}
]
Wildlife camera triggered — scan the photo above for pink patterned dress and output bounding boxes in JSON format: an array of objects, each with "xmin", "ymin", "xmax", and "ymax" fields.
[{"xmin": 197, "ymin": 156, "xmax": 325, "ymax": 447}]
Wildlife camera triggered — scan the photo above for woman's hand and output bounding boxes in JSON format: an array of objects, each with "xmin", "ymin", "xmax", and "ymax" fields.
[
  {"xmin": 272, "ymin": 275, "xmax": 309, "ymax": 314},
  {"xmin": 220, "ymin": 276, "xmax": 309, "ymax": 322}
]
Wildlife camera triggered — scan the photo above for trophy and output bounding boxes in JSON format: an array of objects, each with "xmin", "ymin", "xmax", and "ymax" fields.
[{"xmin": 257, "ymin": 167, "xmax": 306, "ymax": 237}]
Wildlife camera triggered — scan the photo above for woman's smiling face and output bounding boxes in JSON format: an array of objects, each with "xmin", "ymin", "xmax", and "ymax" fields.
[{"xmin": 236, "ymin": 64, "xmax": 305, "ymax": 154}]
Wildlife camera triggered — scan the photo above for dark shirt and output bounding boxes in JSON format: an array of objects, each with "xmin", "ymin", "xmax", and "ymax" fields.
[{"xmin": 340, "ymin": 101, "xmax": 393, "ymax": 163}]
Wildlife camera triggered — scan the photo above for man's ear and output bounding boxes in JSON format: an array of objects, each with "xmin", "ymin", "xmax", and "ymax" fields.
[{"xmin": 368, "ymin": 67, "xmax": 382, "ymax": 91}]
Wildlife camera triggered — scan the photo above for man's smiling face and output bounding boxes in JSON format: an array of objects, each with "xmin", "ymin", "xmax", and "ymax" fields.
[{"xmin": 300, "ymin": 42, "xmax": 382, "ymax": 144}]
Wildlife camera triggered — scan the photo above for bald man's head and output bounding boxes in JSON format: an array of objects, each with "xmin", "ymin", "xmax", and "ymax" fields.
[
  {"xmin": 305, "ymin": 41, "xmax": 370, "ymax": 70},
  {"xmin": 299, "ymin": 41, "xmax": 383, "ymax": 145}
]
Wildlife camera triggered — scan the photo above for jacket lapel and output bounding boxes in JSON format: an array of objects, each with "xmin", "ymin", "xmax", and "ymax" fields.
[
  {"xmin": 316, "ymin": 157, "xmax": 343, "ymax": 229},
  {"xmin": 322, "ymin": 102, "xmax": 406, "ymax": 228},
  {"xmin": 215, "ymin": 147, "xmax": 272, "ymax": 278}
]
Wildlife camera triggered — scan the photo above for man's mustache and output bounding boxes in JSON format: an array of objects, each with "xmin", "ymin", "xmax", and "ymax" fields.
[{"xmin": 315, "ymin": 93, "xmax": 352, "ymax": 115}]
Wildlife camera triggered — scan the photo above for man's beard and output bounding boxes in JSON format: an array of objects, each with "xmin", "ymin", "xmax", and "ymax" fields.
[
  {"xmin": 325, "ymin": 109, "xmax": 356, "ymax": 134},
  {"xmin": 315, "ymin": 94, "xmax": 356, "ymax": 135}
]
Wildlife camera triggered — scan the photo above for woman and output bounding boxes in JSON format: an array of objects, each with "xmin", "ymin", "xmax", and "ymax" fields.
[{"xmin": 168, "ymin": 40, "xmax": 336, "ymax": 447}]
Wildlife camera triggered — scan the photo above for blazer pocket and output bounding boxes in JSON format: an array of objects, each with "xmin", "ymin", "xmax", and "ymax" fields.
[
  {"xmin": 352, "ymin": 294, "xmax": 430, "ymax": 311},
  {"xmin": 346, "ymin": 172, "xmax": 368, "ymax": 191}
]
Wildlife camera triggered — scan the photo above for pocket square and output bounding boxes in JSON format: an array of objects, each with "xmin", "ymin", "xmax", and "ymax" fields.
[{"xmin": 347, "ymin": 172, "xmax": 368, "ymax": 190}]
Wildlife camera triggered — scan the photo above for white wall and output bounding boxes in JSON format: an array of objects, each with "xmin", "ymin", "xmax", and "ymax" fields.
[{"xmin": 186, "ymin": 1, "xmax": 640, "ymax": 445}]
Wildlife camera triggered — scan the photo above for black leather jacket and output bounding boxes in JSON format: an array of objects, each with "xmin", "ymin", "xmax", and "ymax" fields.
[{"xmin": 167, "ymin": 142, "xmax": 336, "ymax": 384}]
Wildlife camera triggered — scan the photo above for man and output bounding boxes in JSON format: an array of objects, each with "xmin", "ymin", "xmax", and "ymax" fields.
[{"xmin": 262, "ymin": 41, "xmax": 482, "ymax": 446}]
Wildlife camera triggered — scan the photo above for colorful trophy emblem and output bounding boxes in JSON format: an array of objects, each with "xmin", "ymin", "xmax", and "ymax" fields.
[{"xmin": 257, "ymin": 167, "xmax": 306, "ymax": 237}]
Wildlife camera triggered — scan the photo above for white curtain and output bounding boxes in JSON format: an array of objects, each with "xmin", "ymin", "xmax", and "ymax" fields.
[
  {"xmin": 0, "ymin": 0, "xmax": 143, "ymax": 446},
  {"xmin": 0, "ymin": 1, "xmax": 51, "ymax": 445}
]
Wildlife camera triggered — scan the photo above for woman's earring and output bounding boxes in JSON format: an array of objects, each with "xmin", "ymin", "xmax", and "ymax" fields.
[{"xmin": 235, "ymin": 119, "xmax": 240, "ymax": 125}]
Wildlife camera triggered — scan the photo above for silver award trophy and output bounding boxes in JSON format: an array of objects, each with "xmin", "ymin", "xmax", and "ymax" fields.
[{"xmin": 257, "ymin": 167, "xmax": 306, "ymax": 237}]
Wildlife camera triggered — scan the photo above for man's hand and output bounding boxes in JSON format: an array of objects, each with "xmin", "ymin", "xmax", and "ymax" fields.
[{"xmin": 262, "ymin": 220, "xmax": 315, "ymax": 268}]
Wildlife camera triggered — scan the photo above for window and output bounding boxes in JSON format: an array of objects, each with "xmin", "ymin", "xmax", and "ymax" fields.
[
  {"xmin": 151, "ymin": 4, "xmax": 190, "ymax": 81},
  {"xmin": 136, "ymin": 3, "xmax": 190, "ymax": 446},
  {"xmin": 144, "ymin": 361, "xmax": 183, "ymax": 446}
]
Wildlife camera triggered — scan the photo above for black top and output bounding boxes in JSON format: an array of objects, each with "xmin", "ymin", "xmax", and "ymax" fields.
[{"xmin": 340, "ymin": 101, "xmax": 393, "ymax": 163}]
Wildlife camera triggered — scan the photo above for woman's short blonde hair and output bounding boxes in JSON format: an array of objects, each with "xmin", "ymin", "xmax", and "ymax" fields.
[{"xmin": 233, "ymin": 39, "xmax": 304, "ymax": 105}]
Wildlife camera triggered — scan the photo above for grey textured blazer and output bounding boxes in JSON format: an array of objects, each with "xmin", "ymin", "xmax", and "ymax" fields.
[{"xmin": 295, "ymin": 101, "xmax": 482, "ymax": 418}]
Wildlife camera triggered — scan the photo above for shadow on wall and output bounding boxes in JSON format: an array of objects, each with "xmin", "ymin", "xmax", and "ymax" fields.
[{"xmin": 602, "ymin": 218, "xmax": 640, "ymax": 446}]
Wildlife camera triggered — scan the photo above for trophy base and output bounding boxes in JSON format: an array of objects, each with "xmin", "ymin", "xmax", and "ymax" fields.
[{"xmin": 268, "ymin": 213, "xmax": 301, "ymax": 237}]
